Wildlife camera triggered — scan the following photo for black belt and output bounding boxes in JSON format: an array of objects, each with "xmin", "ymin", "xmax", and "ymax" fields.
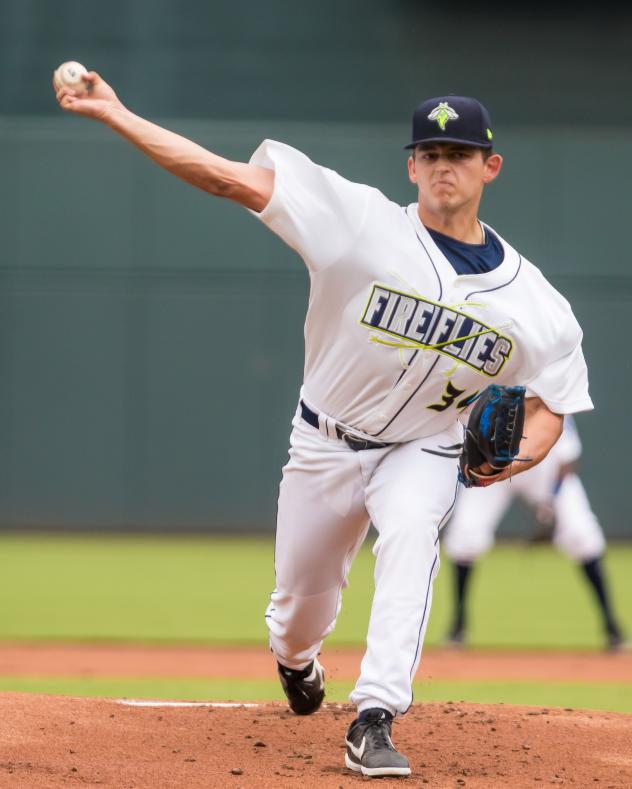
[{"xmin": 300, "ymin": 401, "xmax": 389, "ymax": 452}]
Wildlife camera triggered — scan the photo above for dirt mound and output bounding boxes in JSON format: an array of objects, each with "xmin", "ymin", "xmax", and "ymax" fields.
[{"xmin": 1, "ymin": 694, "xmax": 630, "ymax": 788}]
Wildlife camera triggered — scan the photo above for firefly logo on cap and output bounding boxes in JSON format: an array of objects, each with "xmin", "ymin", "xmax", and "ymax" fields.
[{"xmin": 427, "ymin": 102, "xmax": 459, "ymax": 131}]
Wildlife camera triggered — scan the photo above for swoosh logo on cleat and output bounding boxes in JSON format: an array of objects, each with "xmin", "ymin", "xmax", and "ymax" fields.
[{"xmin": 346, "ymin": 736, "xmax": 366, "ymax": 759}]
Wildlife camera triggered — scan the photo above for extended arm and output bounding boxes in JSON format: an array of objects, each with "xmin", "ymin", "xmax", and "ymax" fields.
[{"xmin": 54, "ymin": 71, "xmax": 274, "ymax": 212}]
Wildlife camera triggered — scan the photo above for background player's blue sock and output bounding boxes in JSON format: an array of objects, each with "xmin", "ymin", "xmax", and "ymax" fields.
[
  {"xmin": 580, "ymin": 556, "xmax": 623, "ymax": 642},
  {"xmin": 450, "ymin": 561, "xmax": 474, "ymax": 639}
]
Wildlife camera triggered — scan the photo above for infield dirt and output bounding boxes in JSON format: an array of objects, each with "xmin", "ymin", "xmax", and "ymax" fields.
[
  {"xmin": 0, "ymin": 643, "xmax": 630, "ymax": 683},
  {"xmin": 2, "ymin": 694, "xmax": 631, "ymax": 788},
  {"xmin": 1, "ymin": 645, "xmax": 631, "ymax": 787}
]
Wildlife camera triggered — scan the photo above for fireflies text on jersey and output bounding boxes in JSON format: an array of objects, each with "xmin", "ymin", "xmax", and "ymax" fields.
[{"xmin": 360, "ymin": 284, "xmax": 513, "ymax": 377}]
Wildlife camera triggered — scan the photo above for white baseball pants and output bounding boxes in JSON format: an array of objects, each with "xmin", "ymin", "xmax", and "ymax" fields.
[
  {"xmin": 443, "ymin": 452, "xmax": 606, "ymax": 563},
  {"xmin": 266, "ymin": 411, "xmax": 460, "ymax": 716}
]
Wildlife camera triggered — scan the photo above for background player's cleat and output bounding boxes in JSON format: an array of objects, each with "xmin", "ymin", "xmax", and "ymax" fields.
[
  {"xmin": 606, "ymin": 629, "xmax": 630, "ymax": 653},
  {"xmin": 345, "ymin": 708, "xmax": 411, "ymax": 777},
  {"xmin": 277, "ymin": 657, "xmax": 325, "ymax": 715},
  {"xmin": 443, "ymin": 627, "xmax": 466, "ymax": 649}
]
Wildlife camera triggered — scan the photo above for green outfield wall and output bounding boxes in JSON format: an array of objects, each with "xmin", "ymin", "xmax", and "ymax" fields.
[{"xmin": 1, "ymin": 1, "xmax": 631, "ymax": 534}]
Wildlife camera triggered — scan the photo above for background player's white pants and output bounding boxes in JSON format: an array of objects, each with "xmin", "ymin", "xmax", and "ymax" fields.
[
  {"xmin": 266, "ymin": 415, "xmax": 460, "ymax": 716},
  {"xmin": 442, "ymin": 453, "xmax": 606, "ymax": 564}
]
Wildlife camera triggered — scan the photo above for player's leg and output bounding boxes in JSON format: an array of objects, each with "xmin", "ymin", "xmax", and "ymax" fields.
[
  {"xmin": 343, "ymin": 425, "xmax": 463, "ymax": 777},
  {"xmin": 441, "ymin": 482, "xmax": 512, "ymax": 645},
  {"xmin": 268, "ymin": 417, "xmax": 373, "ymax": 712},
  {"xmin": 552, "ymin": 474, "xmax": 626, "ymax": 650},
  {"xmin": 351, "ymin": 432, "xmax": 461, "ymax": 716}
]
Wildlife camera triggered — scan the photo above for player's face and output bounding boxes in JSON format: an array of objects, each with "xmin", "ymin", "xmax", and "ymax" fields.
[{"xmin": 407, "ymin": 144, "xmax": 502, "ymax": 216}]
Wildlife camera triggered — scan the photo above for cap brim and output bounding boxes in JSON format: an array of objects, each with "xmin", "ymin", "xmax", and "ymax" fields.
[{"xmin": 404, "ymin": 136, "xmax": 493, "ymax": 150}]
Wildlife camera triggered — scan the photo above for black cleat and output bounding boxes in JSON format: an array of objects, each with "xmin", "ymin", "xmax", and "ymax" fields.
[
  {"xmin": 345, "ymin": 707, "xmax": 411, "ymax": 777},
  {"xmin": 277, "ymin": 657, "xmax": 325, "ymax": 715}
]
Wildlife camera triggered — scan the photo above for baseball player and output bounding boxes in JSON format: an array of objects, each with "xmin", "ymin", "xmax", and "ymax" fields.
[
  {"xmin": 443, "ymin": 416, "xmax": 627, "ymax": 651},
  {"xmin": 54, "ymin": 75, "xmax": 593, "ymax": 778}
]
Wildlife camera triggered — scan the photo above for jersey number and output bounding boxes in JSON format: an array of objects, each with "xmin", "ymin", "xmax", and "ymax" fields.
[{"xmin": 427, "ymin": 381, "xmax": 479, "ymax": 413}]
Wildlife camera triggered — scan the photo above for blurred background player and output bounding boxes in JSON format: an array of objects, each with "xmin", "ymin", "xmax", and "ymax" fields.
[{"xmin": 442, "ymin": 416, "xmax": 627, "ymax": 651}]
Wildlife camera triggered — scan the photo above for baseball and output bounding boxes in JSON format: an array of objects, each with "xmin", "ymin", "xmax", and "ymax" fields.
[{"xmin": 53, "ymin": 61, "xmax": 89, "ymax": 94}]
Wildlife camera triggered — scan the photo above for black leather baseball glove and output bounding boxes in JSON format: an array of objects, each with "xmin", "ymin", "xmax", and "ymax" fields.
[{"xmin": 458, "ymin": 384, "xmax": 529, "ymax": 488}]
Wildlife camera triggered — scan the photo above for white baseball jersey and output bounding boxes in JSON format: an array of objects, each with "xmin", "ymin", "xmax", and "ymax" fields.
[
  {"xmin": 249, "ymin": 140, "xmax": 594, "ymax": 717},
  {"xmin": 249, "ymin": 140, "xmax": 593, "ymax": 442}
]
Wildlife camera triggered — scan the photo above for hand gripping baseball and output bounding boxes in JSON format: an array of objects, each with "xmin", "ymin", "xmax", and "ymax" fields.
[
  {"xmin": 53, "ymin": 70, "xmax": 125, "ymax": 121},
  {"xmin": 459, "ymin": 384, "xmax": 530, "ymax": 488}
]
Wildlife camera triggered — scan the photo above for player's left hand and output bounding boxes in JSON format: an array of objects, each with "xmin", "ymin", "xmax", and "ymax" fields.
[
  {"xmin": 462, "ymin": 460, "xmax": 512, "ymax": 487},
  {"xmin": 459, "ymin": 385, "xmax": 528, "ymax": 488}
]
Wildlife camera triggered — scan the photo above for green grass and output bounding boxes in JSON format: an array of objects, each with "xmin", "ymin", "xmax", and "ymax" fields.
[
  {"xmin": 0, "ymin": 533, "xmax": 630, "ymax": 713},
  {"xmin": 1, "ymin": 676, "xmax": 630, "ymax": 713},
  {"xmin": 430, "ymin": 541, "xmax": 632, "ymax": 650},
  {"xmin": 0, "ymin": 533, "xmax": 629, "ymax": 649},
  {"xmin": 0, "ymin": 534, "xmax": 274, "ymax": 643}
]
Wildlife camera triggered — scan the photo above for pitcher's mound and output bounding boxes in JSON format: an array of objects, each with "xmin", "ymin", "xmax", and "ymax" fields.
[{"xmin": 1, "ymin": 693, "xmax": 630, "ymax": 788}]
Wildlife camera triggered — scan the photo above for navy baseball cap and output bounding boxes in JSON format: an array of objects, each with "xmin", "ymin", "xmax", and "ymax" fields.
[{"xmin": 405, "ymin": 96, "xmax": 494, "ymax": 149}]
